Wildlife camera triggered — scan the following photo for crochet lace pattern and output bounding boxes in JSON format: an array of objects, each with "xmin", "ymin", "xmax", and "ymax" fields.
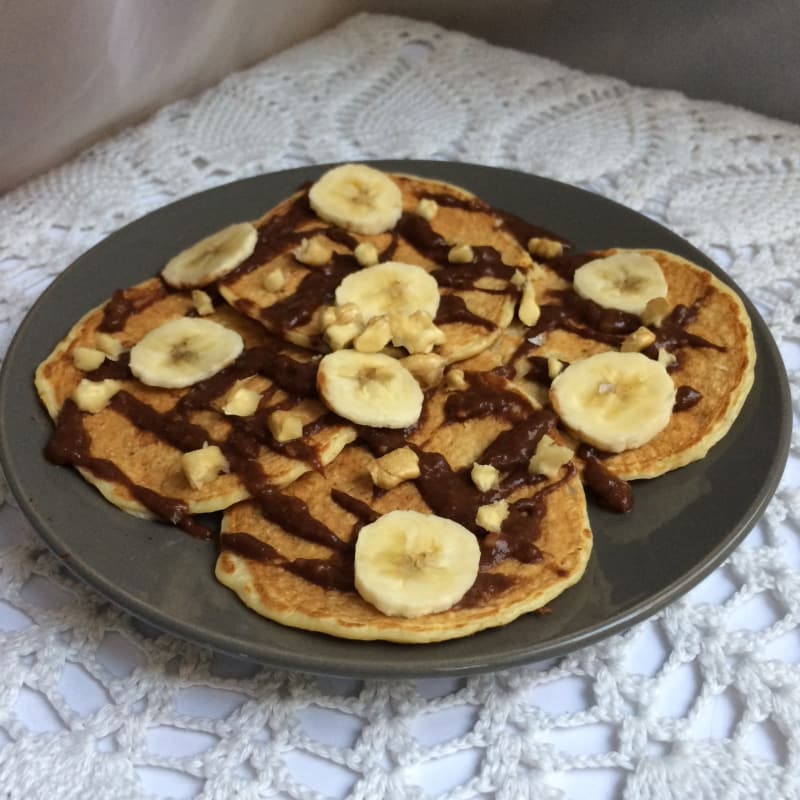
[{"xmin": 1, "ymin": 14, "xmax": 798, "ymax": 800}]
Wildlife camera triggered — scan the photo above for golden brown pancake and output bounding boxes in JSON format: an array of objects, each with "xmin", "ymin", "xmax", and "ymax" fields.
[
  {"xmin": 216, "ymin": 375, "xmax": 592, "ymax": 643},
  {"xmin": 218, "ymin": 174, "xmax": 532, "ymax": 363},
  {"xmin": 35, "ymin": 278, "xmax": 355, "ymax": 522},
  {"xmin": 480, "ymin": 248, "xmax": 756, "ymax": 480}
]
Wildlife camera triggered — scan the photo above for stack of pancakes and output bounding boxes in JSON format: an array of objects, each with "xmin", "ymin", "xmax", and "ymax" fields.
[{"xmin": 35, "ymin": 166, "xmax": 755, "ymax": 643}]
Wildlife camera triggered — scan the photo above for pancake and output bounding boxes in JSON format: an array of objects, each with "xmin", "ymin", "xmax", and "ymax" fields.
[
  {"xmin": 480, "ymin": 248, "xmax": 756, "ymax": 480},
  {"xmin": 35, "ymin": 278, "xmax": 355, "ymax": 524},
  {"xmin": 216, "ymin": 374, "xmax": 592, "ymax": 643},
  {"xmin": 218, "ymin": 174, "xmax": 533, "ymax": 363}
]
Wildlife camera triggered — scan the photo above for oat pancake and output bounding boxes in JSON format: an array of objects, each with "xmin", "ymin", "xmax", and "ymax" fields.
[
  {"xmin": 481, "ymin": 248, "xmax": 756, "ymax": 480},
  {"xmin": 216, "ymin": 375, "xmax": 592, "ymax": 643},
  {"xmin": 35, "ymin": 278, "xmax": 355, "ymax": 524},
  {"xmin": 218, "ymin": 174, "xmax": 533, "ymax": 363}
]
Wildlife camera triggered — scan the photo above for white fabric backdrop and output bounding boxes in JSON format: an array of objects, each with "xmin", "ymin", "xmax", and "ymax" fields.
[{"xmin": 1, "ymin": 13, "xmax": 799, "ymax": 799}]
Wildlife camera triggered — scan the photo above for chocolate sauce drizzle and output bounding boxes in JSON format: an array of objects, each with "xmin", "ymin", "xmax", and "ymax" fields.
[
  {"xmin": 97, "ymin": 281, "xmax": 171, "ymax": 333},
  {"xmin": 47, "ymin": 175, "xmax": 714, "ymax": 610},
  {"xmin": 45, "ymin": 401, "xmax": 211, "ymax": 539}
]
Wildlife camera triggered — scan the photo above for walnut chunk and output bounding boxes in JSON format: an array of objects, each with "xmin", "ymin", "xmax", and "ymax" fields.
[
  {"xmin": 181, "ymin": 444, "xmax": 229, "ymax": 489},
  {"xmin": 510, "ymin": 269, "xmax": 527, "ymax": 289},
  {"xmin": 293, "ymin": 236, "xmax": 331, "ymax": 267},
  {"xmin": 220, "ymin": 384, "xmax": 261, "ymax": 417},
  {"xmin": 72, "ymin": 346, "xmax": 106, "ymax": 372},
  {"xmin": 621, "ymin": 326, "xmax": 657, "ymax": 353},
  {"xmin": 353, "ymin": 241, "xmax": 379, "ymax": 267},
  {"xmin": 445, "ymin": 368, "xmax": 469, "ymax": 391},
  {"xmin": 400, "ymin": 353, "xmax": 446, "ymax": 389},
  {"xmin": 518, "ymin": 281, "xmax": 541, "ymax": 326},
  {"xmin": 325, "ymin": 321, "xmax": 363, "ymax": 351},
  {"xmin": 476, "ymin": 499, "xmax": 509, "ymax": 533},
  {"xmin": 547, "ymin": 356, "xmax": 564, "ymax": 379},
  {"xmin": 390, "ymin": 310, "xmax": 445, "ymax": 354},
  {"xmin": 528, "ymin": 434, "xmax": 572, "ymax": 478},
  {"xmin": 368, "ymin": 447, "xmax": 420, "ymax": 490},
  {"xmin": 527, "ymin": 237, "xmax": 563, "ymax": 259},
  {"xmin": 322, "ymin": 303, "xmax": 365, "ymax": 350},
  {"xmin": 268, "ymin": 410, "xmax": 304, "ymax": 442},
  {"xmin": 471, "ymin": 463, "xmax": 500, "ymax": 492},
  {"xmin": 262, "ymin": 267, "xmax": 286, "ymax": 291},
  {"xmin": 191, "ymin": 289, "xmax": 214, "ymax": 316},
  {"xmin": 641, "ymin": 296, "xmax": 670, "ymax": 327},
  {"xmin": 94, "ymin": 332, "xmax": 124, "ymax": 360},
  {"xmin": 414, "ymin": 198, "xmax": 438, "ymax": 221},
  {"xmin": 71, "ymin": 378, "xmax": 121, "ymax": 414},
  {"xmin": 353, "ymin": 315, "xmax": 392, "ymax": 353},
  {"xmin": 447, "ymin": 243, "xmax": 474, "ymax": 264}
]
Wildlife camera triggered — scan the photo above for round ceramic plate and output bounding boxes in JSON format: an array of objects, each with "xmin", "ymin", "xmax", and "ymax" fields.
[{"xmin": 0, "ymin": 161, "xmax": 791, "ymax": 678}]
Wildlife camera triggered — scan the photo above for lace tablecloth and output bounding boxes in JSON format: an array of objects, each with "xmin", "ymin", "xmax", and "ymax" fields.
[{"xmin": 1, "ymin": 13, "xmax": 799, "ymax": 799}]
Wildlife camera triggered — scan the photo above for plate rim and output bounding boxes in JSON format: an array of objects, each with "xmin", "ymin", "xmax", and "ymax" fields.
[{"xmin": 0, "ymin": 160, "xmax": 792, "ymax": 677}]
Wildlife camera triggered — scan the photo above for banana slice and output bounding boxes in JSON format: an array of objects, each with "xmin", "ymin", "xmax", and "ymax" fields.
[
  {"xmin": 335, "ymin": 261, "xmax": 440, "ymax": 322},
  {"xmin": 354, "ymin": 510, "xmax": 480, "ymax": 618},
  {"xmin": 308, "ymin": 164, "xmax": 403, "ymax": 235},
  {"xmin": 550, "ymin": 351, "xmax": 675, "ymax": 452},
  {"xmin": 161, "ymin": 223, "xmax": 258, "ymax": 288},
  {"xmin": 316, "ymin": 350, "xmax": 423, "ymax": 428},
  {"xmin": 573, "ymin": 252, "xmax": 667, "ymax": 315},
  {"xmin": 129, "ymin": 317, "xmax": 244, "ymax": 389}
]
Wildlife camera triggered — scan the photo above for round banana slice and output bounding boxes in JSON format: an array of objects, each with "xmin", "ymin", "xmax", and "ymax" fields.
[
  {"xmin": 573, "ymin": 252, "xmax": 667, "ymax": 315},
  {"xmin": 354, "ymin": 510, "xmax": 480, "ymax": 618},
  {"xmin": 550, "ymin": 351, "xmax": 675, "ymax": 452},
  {"xmin": 335, "ymin": 261, "xmax": 440, "ymax": 322},
  {"xmin": 161, "ymin": 222, "xmax": 258, "ymax": 288},
  {"xmin": 316, "ymin": 350, "xmax": 423, "ymax": 428},
  {"xmin": 309, "ymin": 163, "xmax": 403, "ymax": 235},
  {"xmin": 129, "ymin": 317, "xmax": 244, "ymax": 389}
]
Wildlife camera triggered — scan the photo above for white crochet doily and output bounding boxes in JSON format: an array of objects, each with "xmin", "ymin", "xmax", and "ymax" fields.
[{"xmin": 1, "ymin": 14, "xmax": 799, "ymax": 800}]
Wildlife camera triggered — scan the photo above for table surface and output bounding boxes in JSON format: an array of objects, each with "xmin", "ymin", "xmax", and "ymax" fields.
[{"xmin": 1, "ymin": 13, "xmax": 799, "ymax": 800}]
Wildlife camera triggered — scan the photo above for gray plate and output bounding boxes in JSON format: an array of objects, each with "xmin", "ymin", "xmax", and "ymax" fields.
[{"xmin": 0, "ymin": 161, "xmax": 792, "ymax": 678}]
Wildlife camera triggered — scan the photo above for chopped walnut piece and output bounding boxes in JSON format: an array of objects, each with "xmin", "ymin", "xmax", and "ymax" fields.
[
  {"xmin": 414, "ymin": 197, "xmax": 438, "ymax": 221},
  {"xmin": 368, "ymin": 447, "xmax": 420, "ymax": 490},
  {"xmin": 621, "ymin": 326, "xmax": 657, "ymax": 353},
  {"xmin": 641, "ymin": 296, "xmax": 670, "ymax": 327},
  {"xmin": 510, "ymin": 269, "xmax": 527, "ymax": 289},
  {"xmin": 262, "ymin": 267, "xmax": 286, "ymax": 291},
  {"xmin": 518, "ymin": 281, "xmax": 541, "ymax": 326},
  {"xmin": 94, "ymin": 332, "xmax": 124, "ymax": 360},
  {"xmin": 293, "ymin": 236, "xmax": 331, "ymax": 267},
  {"xmin": 72, "ymin": 346, "xmax": 106, "ymax": 372},
  {"xmin": 353, "ymin": 315, "xmax": 392, "ymax": 353},
  {"xmin": 400, "ymin": 353, "xmax": 446, "ymax": 389},
  {"xmin": 181, "ymin": 444, "xmax": 229, "ymax": 489},
  {"xmin": 476, "ymin": 499, "xmax": 509, "ymax": 533},
  {"xmin": 268, "ymin": 410, "xmax": 304, "ymax": 442},
  {"xmin": 547, "ymin": 356, "xmax": 564, "ymax": 379},
  {"xmin": 354, "ymin": 241, "xmax": 379, "ymax": 267},
  {"xmin": 191, "ymin": 289, "xmax": 214, "ymax": 316},
  {"xmin": 220, "ymin": 384, "xmax": 261, "ymax": 417},
  {"xmin": 527, "ymin": 237, "xmax": 563, "ymax": 259},
  {"xmin": 71, "ymin": 378, "xmax": 121, "ymax": 414},
  {"xmin": 448, "ymin": 243, "xmax": 474, "ymax": 264},
  {"xmin": 322, "ymin": 303, "xmax": 365, "ymax": 350},
  {"xmin": 390, "ymin": 310, "xmax": 445, "ymax": 354},
  {"xmin": 445, "ymin": 368, "xmax": 469, "ymax": 391},
  {"xmin": 528, "ymin": 435, "xmax": 572, "ymax": 478},
  {"xmin": 471, "ymin": 463, "xmax": 500, "ymax": 492}
]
